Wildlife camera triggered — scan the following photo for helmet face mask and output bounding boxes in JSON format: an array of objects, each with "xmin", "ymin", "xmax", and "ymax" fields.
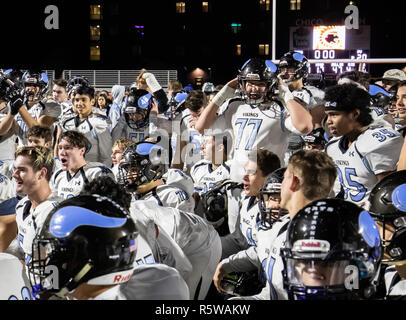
[
  {"xmin": 27, "ymin": 195, "xmax": 138, "ymax": 299},
  {"xmin": 66, "ymin": 76, "xmax": 90, "ymax": 96},
  {"xmin": 281, "ymin": 198, "xmax": 382, "ymax": 300},
  {"xmin": 22, "ymin": 70, "xmax": 49, "ymax": 102},
  {"xmin": 238, "ymin": 58, "xmax": 278, "ymax": 106},
  {"xmin": 124, "ymin": 90, "xmax": 152, "ymax": 129},
  {"xmin": 258, "ymin": 168, "xmax": 287, "ymax": 229}
]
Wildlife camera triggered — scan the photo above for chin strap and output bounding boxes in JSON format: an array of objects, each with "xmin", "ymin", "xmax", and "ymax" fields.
[{"xmin": 55, "ymin": 262, "xmax": 94, "ymax": 298}]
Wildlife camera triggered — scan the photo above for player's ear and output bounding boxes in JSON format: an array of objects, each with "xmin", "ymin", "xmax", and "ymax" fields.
[{"xmin": 352, "ymin": 109, "xmax": 361, "ymax": 121}]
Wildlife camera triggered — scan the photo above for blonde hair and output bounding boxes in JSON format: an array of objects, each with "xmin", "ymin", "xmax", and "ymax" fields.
[
  {"xmin": 15, "ymin": 146, "xmax": 54, "ymax": 181},
  {"xmin": 113, "ymin": 138, "xmax": 134, "ymax": 152}
]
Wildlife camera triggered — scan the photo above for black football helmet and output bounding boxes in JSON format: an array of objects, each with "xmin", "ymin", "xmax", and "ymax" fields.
[
  {"xmin": 27, "ymin": 194, "xmax": 138, "ymax": 299},
  {"xmin": 258, "ymin": 168, "xmax": 288, "ymax": 229},
  {"xmin": 369, "ymin": 84, "xmax": 390, "ymax": 111},
  {"xmin": 281, "ymin": 198, "xmax": 382, "ymax": 300},
  {"xmin": 301, "ymin": 128, "xmax": 327, "ymax": 150},
  {"xmin": 278, "ymin": 51, "xmax": 310, "ymax": 84},
  {"xmin": 66, "ymin": 75, "xmax": 91, "ymax": 96},
  {"xmin": 0, "ymin": 69, "xmax": 24, "ymax": 101},
  {"xmin": 118, "ymin": 141, "xmax": 167, "ymax": 193},
  {"xmin": 220, "ymin": 270, "xmax": 266, "ymax": 297},
  {"xmin": 368, "ymin": 170, "xmax": 406, "ymax": 264},
  {"xmin": 123, "ymin": 89, "xmax": 153, "ymax": 129},
  {"xmin": 199, "ymin": 179, "xmax": 242, "ymax": 227},
  {"xmin": 237, "ymin": 58, "xmax": 278, "ymax": 105},
  {"xmin": 21, "ymin": 70, "xmax": 49, "ymax": 101}
]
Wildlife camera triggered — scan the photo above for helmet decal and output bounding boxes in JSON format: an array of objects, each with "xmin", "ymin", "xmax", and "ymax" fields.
[
  {"xmin": 49, "ymin": 206, "xmax": 127, "ymax": 238},
  {"xmin": 359, "ymin": 210, "xmax": 381, "ymax": 248},
  {"xmin": 135, "ymin": 142, "xmax": 163, "ymax": 156},
  {"xmin": 240, "ymin": 59, "xmax": 251, "ymax": 71},
  {"xmin": 265, "ymin": 60, "xmax": 278, "ymax": 72},
  {"xmin": 292, "ymin": 52, "xmax": 306, "ymax": 62},
  {"xmin": 40, "ymin": 72, "xmax": 49, "ymax": 84},
  {"xmin": 392, "ymin": 184, "xmax": 406, "ymax": 212},
  {"xmin": 138, "ymin": 93, "xmax": 152, "ymax": 109}
]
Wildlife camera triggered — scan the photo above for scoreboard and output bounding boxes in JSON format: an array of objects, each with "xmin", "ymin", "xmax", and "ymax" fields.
[{"xmin": 289, "ymin": 25, "xmax": 371, "ymax": 78}]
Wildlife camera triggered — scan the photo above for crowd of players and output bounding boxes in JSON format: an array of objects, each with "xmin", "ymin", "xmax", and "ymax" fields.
[{"xmin": 0, "ymin": 51, "xmax": 406, "ymax": 300}]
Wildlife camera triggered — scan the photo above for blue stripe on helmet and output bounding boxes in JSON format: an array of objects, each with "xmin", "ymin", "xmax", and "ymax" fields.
[
  {"xmin": 359, "ymin": 210, "xmax": 381, "ymax": 248},
  {"xmin": 265, "ymin": 60, "xmax": 277, "ymax": 72},
  {"xmin": 49, "ymin": 206, "xmax": 127, "ymax": 238},
  {"xmin": 369, "ymin": 84, "xmax": 390, "ymax": 97},
  {"xmin": 392, "ymin": 184, "xmax": 406, "ymax": 212},
  {"xmin": 135, "ymin": 142, "xmax": 164, "ymax": 156},
  {"xmin": 138, "ymin": 93, "xmax": 152, "ymax": 109}
]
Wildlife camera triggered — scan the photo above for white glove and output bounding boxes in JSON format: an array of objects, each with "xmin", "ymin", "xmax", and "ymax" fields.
[
  {"xmin": 211, "ymin": 85, "xmax": 236, "ymax": 107},
  {"xmin": 142, "ymin": 72, "xmax": 162, "ymax": 93}
]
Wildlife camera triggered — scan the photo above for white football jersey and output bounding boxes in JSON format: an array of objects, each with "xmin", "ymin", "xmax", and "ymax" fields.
[
  {"xmin": 239, "ymin": 196, "xmax": 261, "ymax": 247},
  {"xmin": 0, "ymin": 174, "xmax": 18, "ymax": 215},
  {"xmin": 178, "ymin": 109, "xmax": 204, "ymax": 173},
  {"xmin": 0, "ymin": 253, "xmax": 33, "ymax": 300},
  {"xmin": 384, "ymin": 266, "xmax": 406, "ymax": 296},
  {"xmin": 15, "ymin": 194, "xmax": 62, "ymax": 264},
  {"xmin": 61, "ymin": 114, "xmax": 113, "ymax": 167},
  {"xmin": 259, "ymin": 216, "xmax": 290, "ymax": 300},
  {"xmin": 326, "ymin": 125, "xmax": 403, "ymax": 207},
  {"xmin": 136, "ymin": 169, "xmax": 195, "ymax": 213},
  {"xmin": 0, "ymin": 113, "xmax": 17, "ymax": 165},
  {"xmin": 50, "ymin": 162, "xmax": 115, "ymax": 200},
  {"xmin": 191, "ymin": 160, "xmax": 231, "ymax": 195},
  {"xmin": 130, "ymin": 200, "xmax": 221, "ymax": 300},
  {"xmin": 212, "ymin": 98, "xmax": 291, "ymax": 182},
  {"xmin": 90, "ymin": 264, "xmax": 190, "ymax": 300}
]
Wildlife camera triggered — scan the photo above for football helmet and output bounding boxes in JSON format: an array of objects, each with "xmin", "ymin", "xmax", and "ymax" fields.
[
  {"xmin": 0, "ymin": 69, "xmax": 24, "ymax": 101},
  {"xmin": 202, "ymin": 82, "xmax": 218, "ymax": 95},
  {"xmin": 258, "ymin": 168, "xmax": 288, "ymax": 229},
  {"xmin": 278, "ymin": 51, "xmax": 310, "ymax": 84},
  {"xmin": 123, "ymin": 89, "xmax": 153, "ymax": 129},
  {"xmin": 368, "ymin": 170, "xmax": 406, "ymax": 264},
  {"xmin": 118, "ymin": 141, "xmax": 166, "ymax": 193},
  {"xmin": 66, "ymin": 75, "xmax": 91, "ymax": 96},
  {"xmin": 301, "ymin": 128, "xmax": 327, "ymax": 150},
  {"xmin": 27, "ymin": 194, "xmax": 138, "ymax": 299},
  {"xmin": 237, "ymin": 58, "xmax": 278, "ymax": 105},
  {"xmin": 281, "ymin": 198, "xmax": 382, "ymax": 300},
  {"xmin": 199, "ymin": 179, "xmax": 242, "ymax": 227},
  {"xmin": 369, "ymin": 84, "xmax": 390, "ymax": 110},
  {"xmin": 164, "ymin": 91, "xmax": 188, "ymax": 120},
  {"xmin": 21, "ymin": 70, "xmax": 49, "ymax": 102},
  {"xmin": 220, "ymin": 270, "xmax": 265, "ymax": 297}
]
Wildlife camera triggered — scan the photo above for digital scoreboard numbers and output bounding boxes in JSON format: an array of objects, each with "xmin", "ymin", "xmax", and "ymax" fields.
[{"xmin": 289, "ymin": 25, "xmax": 371, "ymax": 78}]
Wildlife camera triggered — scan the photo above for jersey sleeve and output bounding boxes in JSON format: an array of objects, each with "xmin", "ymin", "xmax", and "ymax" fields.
[
  {"xmin": 221, "ymin": 246, "xmax": 261, "ymax": 273},
  {"xmin": 363, "ymin": 130, "xmax": 404, "ymax": 174}
]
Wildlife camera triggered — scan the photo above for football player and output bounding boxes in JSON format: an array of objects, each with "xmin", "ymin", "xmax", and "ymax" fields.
[
  {"xmin": 281, "ymin": 198, "xmax": 381, "ymax": 300},
  {"xmin": 191, "ymin": 131, "xmax": 233, "ymax": 196},
  {"xmin": 195, "ymin": 57, "xmax": 313, "ymax": 184},
  {"xmin": 12, "ymin": 70, "xmax": 61, "ymax": 145},
  {"xmin": 221, "ymin": 149, "xmax": 281, "ymax": 259},
  {"xmin": 60, "ymin": 85, "xmax": 113, "ymax": 167},
  {"xmin": 118, "ymin": 141, "xmax": 195, "ymax": 213},
  {"xmin": 0, "ymin": 174, "xmax": 18, "ymax": 252},
  {"xmin": 111, "ymin": 138, "xmax": 133, "ymax": 181},
  {"xmin": 325, "ymin": 84, "xmax": 403, "ymax": 208},
  {"xmin": 213, "ymin": 150, "xmax": 337, "ymax": 300},
  {"xmin": 368, "ymin": 170, "xmax": 406, "ymax": 298},
  {"xmin": 50, "ymin": 130, "xmax": 114, "ymax": 200},
  {"xmin": 12, "ymin": 146, "xmax": 62, "ymax": 267},
  {"xmin": 27, "ymin": 193, "xmax": 189, "ymax": 300},
  {"xmin": 277, "ymin": 51, "xmax": 326, "ymax": 161}
]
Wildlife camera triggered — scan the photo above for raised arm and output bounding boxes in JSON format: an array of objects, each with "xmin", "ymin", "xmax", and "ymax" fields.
[
  {"xmin": 195, "ymin": 78, "xmax": 238, "ymax": 134},
  {"xmin": 277, "ymin": 75, "xmax": 313, "ymax": 134}
]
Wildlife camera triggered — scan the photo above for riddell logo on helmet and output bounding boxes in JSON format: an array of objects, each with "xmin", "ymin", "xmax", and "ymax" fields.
[
  {"xmin": 113, "ymin": 273, "xmax": 133, "ymax": 283},
  {"xmin": 246, "ymin": 73, "xmax": 260, "ymax": 80},
  {"xmin": 301, "ymin": 241, "xmax": 321, "ymax": 247}
]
